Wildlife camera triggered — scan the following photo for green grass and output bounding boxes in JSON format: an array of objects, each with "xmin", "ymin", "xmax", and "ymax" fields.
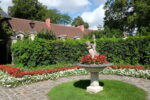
[
  {"xmin": 48, "ymin": 80, "xmax": 146, "ymax": 100},
  {"xmin": 8, "ymin": 63, "xmax": 74, "ymax": 71}
]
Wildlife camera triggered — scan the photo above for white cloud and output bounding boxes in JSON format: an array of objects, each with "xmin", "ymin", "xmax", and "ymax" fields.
[
  {"xmin": 0, "ymin": 0, "xmax": 13, "ymax": 13},
  {"xmin": 81, "ymin": 5, "xmax": 105, "ymax": 30},
  {"xmin": 38, "ymin": 0, "xmax": 91, "ymax": 12},
  {"xmin": 0, "ymin": 0, "xmax": 91, "ymax": 13}
]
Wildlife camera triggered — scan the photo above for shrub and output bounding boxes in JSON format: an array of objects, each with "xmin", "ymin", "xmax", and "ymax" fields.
[
  {"xmin": 11, "ymin": 39, "xmax": 88, "ymax": 67},
  {"xmin": 36, "ymin": 30, "xmax": 56, "ymax": 40},
  {"xmin": 83, "ymin": 28, "xmax": 123, "ymax": 39},
  {"xmin": 137, "ymin": 26, "xmax": 150, "ymax": 36},
  {"xmin": 11, "ymin": 36, "xmax": 150, "ymax": 67}
]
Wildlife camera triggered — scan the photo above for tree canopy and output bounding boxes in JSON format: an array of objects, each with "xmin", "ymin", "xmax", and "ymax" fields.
[
  {"xmin": 9, "ymin": 0, "xmax": 71, "ymax": 25},
  {"xmin": 71, "ymin": 16, "xmax": 89, "ymax": 28},
  {"xmin": 44, "ymin": 9, "xmax": 71, "ymax": 25},
  {"xmin": 104, "ymin": 0, "xmax": 150, "ymax": 35}
]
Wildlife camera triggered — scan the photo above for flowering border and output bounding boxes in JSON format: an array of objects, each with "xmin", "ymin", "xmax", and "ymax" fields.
[
  {"xmin": 0, "ymin": 65, "xmax": 81, "ymax": 77},
  {"xmin": 0, "ymin": 65, "xmax": 150, "ymax": 88},
  {"xmin": 0, "ymin": 68, "xmax": 88, "ymax": 88},
  {"xmin": 108, "ymin": 65, "xmax": 150, "ymax": 70},
  {"xmin": 103, "ymin": 68, "xmax": 150, "ymax": 79}
]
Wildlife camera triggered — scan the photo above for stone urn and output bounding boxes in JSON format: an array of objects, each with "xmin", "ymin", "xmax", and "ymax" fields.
[{"xmin": 77, "ymin": 63, "xmax": 112, "ymax": 93}]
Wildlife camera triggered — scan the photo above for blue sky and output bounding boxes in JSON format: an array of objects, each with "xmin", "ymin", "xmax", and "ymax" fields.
[{"xmin": 0, "ymin": 0, "xmax": 106, "ymax": 30}]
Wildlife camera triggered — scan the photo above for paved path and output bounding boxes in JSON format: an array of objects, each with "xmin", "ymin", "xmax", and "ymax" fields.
[{"xmin": 0, "ymin": 75, "xmax": 150, "ymax": 100}]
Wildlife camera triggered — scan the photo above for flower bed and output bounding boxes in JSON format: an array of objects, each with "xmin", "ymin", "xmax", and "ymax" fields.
[
  {"xmin": 0, "ymin": 64, "xmax": 150, "ymax": 88},
  {"xmin": 80, "ymin": 54, "xmax": 108, "ymax": 64},
  {"xmin": 0, "ymin": 65, "xmax": 149, "ymax": 78},
  {"xmin": 103, "ymin": 68, "xmax": 150, "ymax": 79},
  {"xmin": 108, "ymin": 65, "xmax": 150, "ymax": 70},
  {"xmin": 0, "ymin": 69, "xmax": 88, "ymax": 88},
  {"xmin": 0, "ymin": 65, "xmax": 81, "ymax": 78}
]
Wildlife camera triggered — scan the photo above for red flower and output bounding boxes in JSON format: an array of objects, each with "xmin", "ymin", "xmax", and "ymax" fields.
[
  {"xmin": 0, "ymin": 65, "xmax": 81, "ymax": 78},
  {"xmin": 80, "ymin": 54, "xmax": 108, "ymax": 64}
]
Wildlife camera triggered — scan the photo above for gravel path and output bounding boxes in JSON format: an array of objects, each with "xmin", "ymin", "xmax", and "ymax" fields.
[{"xmin": 0, "ymin": 75, "xmax": 150, "ymax": 100}]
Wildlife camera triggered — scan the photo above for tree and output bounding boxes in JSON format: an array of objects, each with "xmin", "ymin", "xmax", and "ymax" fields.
[
  {"xmin": 59, "ymin": 14, "xmax": 71, "ymax": 25},
  {"xmin": 71, "ymin": 16, "xmax": 89, "ymax": 28},
  {"xmin": 104, "ymin": 0, "xmax": 150, "ymax": 36},
  {"xmin": 83, "ymin": 28, "xmax": 123, "ymax": 39},
  {"xmin": 9, "ymin": 0, "xmax": 71, "ymax": 24},
  {"xmin": 104, "ymin": 0, "xmax": 130, "ymax": 30},
  {"xmin": 9, "ymin": 0, "xmax": 47, "ymax": 21},
  {"xmin": 44, "ymin": 9, "xmax": 71, "ymax": 25}
]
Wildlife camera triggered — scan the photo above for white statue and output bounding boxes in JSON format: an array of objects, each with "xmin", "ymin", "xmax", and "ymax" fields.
[
  {"xmin": 123, "ymin": 31, "xmax": 128, "ymax": 40},
  {"xmin": 86, "ymin": 35, "xmax": 99, "ymax": 58}
]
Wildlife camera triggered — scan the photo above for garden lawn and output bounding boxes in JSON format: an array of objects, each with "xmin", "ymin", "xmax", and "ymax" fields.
[
  {"xmin": 9, "ymin": 63, "xmax": 74, "ymax": 71},
  {"xmin": 48, "ymin": 80, "xmax": 146, "ymax": 100}
]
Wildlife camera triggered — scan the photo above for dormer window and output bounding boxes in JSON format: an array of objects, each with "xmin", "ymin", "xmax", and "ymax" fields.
[
  {"xmin": 58, "ymin": 34, "xmax": 67, "ymax": 40},
  {"xmin": 15, "ymin": 32, "xmax": 25, "ymax": 40},
  {"xmin": 29, "ymin": 21, "xmax": 35, "ymax": 29},
  {"xmin": 16, "ymin": 35, "xmax": 21, "ymax": 39},
  {"xmin": 73, "ymin": 36, "xmax": 80, "ymax": 40}
]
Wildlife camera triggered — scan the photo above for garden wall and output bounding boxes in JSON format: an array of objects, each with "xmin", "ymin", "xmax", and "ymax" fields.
[{"xmin": 11, "ymin": 36, "xmax": 150, "ymax": 67}]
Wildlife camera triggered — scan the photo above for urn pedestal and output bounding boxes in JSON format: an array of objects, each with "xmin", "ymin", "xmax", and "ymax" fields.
[{"xmin": 77, "ymin": 63, "xmax": 112, "ymax": 93}]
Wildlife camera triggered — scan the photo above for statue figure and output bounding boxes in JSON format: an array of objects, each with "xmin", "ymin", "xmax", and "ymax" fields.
[
  {"xmin": 86, "ymin": 35, "xmax": 99, "ymax": 58},
  {"xmin": 123, "ymin": 31, "xmax": 128, "ymax": 40}
]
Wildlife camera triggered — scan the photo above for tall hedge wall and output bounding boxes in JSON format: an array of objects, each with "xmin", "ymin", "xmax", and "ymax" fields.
[{"xmin": 11, "ymin": 36, "xmax": 150, "ymax": 67}]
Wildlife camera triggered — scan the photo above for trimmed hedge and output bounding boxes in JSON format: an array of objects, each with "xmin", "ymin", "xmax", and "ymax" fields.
[
  {"xmin": 11, "ymin": 39, "xmax": 88, "ymax": 67},
  {"xmin": 11, "ymin": 36, "xmax": 150, "ymax": 67}
]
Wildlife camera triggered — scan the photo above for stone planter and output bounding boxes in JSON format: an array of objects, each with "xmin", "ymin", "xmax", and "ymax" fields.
[{"xmin": 77, "ymin": 63, "xmax": 113, "ymax": 93}]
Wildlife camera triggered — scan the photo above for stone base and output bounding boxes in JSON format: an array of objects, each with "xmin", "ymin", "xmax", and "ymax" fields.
[{"xmin": 86, "ymin": 86, "xmax": 103, "ymax": 93}]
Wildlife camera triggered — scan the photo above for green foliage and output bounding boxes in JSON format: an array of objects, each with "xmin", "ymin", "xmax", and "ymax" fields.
[
  {"xmin": 137, "ymin": 26, "xmax": 150, "ymax": 36},
  {"xmin": 71, "ymin": 16, "xmax": 89, "ymax": 28},
  {"xmin": 36, "ymin": 30, "xmax": 56, "ymax": 40},
  {"xmin": 11, "ymin": 36, "xmax": 150, "ymax": 67},
  {"xmin": 84, "ymin": 28, "xmax": 123, "ymax": 39},
  {"xmin": 9, "ymin": 0, "xmax": 71, "ymax": 24},
  {"xmin": 11, "ymin": 39, "xmax": 87, "ymax": 67},
  {"xmin": 104, "ymin": 0, "xmax": 129, "ymax": 30},
  {"xmin": 9, "ymin": 0, "xmax": 47, "ymax": 21},
  {"xmin": 104, "ymin": 0, "xmax": 150, "ymax": 36},
  {"xmin": 43, "ymin": 9, "xmax": 71, "ymax": 25},
  {"xmin": 10, "ymin": 63, "xmax": 74, "ymax": 71}
]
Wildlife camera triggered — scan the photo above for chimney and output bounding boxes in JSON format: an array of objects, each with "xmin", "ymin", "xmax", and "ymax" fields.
[
  {"xmin": 77, "ymin": 25, "xmax": 84, "ymax": 32},
  {"xmin": 45, "ymin": 18, "xmax": 51, "ymax": 28}
]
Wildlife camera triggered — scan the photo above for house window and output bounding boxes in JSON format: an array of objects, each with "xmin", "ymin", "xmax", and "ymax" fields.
[
  {"xmin": 15, "ymin": 32, "xmax": 25, "ymax": 40},
  {"xmin": 58, "ymin": 34, "xmax": 67, "ymax": 40},
  {"xmin": 73, "ymin": 36, "xmax": 80, "ymax": 40},
  {"xmin": 16, "ymin": 35, "xmax": 21, "ymax": 40}
]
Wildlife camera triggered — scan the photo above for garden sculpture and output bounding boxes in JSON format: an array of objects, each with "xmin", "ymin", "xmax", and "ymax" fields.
[{"xmin": 86, "ymin": 35, "xmax": 99, "ymax": 58}]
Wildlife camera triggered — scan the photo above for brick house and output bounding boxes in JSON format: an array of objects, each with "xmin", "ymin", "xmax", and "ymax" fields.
[{"xmin": 8, "ymin": 18, "xmax": 93, "ymax": 43}]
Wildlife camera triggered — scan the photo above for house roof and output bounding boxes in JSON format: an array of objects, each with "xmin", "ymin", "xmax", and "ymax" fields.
[
  {"xmin": 0, "ymin": 10, "xmax": 11, "ymax": 19},
  {"xmin": 8, "ymin": 18, "xmax": 93, "ymax": 38}
]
